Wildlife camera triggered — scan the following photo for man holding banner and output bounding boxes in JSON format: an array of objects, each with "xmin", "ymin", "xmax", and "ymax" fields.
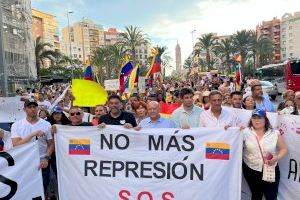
[{"xmin": 10, "ymin": 98, "xmax": 54, "ymax": 195}]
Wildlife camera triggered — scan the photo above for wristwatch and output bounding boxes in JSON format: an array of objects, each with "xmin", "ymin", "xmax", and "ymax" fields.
[{"xmin": 44, "ymin": 156, "xmax": 51, "ymax": 161}]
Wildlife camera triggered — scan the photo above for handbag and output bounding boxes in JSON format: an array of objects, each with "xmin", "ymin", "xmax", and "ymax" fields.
[{"xmin": 255, "ymin": 136, "xmax": 276, "ymax": 183}]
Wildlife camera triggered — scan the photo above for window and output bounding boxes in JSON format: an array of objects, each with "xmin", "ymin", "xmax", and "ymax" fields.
[
  {"xmin": 289, "ymin": 26, "xmax": 293, "ymax": 30},
  {"xmin": 291, "ymin": 62, "xmax": 300, "ymax": 75}
]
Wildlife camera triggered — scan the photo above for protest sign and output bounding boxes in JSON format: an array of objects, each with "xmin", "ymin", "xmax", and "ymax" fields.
[
  {"xmin": 55, "ymin": 125, "xmax": 243, "ymax": 200},
  {"xmin": 104, "ymin": 79, "xmax": 120, "ymax": 91},
  {"xmin": 0, "ymin": 97, "xmax": 26, "ymax": 123},
  {"xmin": 0, "ymin": 141, "xmax": 44, "ymax": 200},
  {"xmin": 278, "ymin": 115, "xmax": 300, "ymax": 200}
]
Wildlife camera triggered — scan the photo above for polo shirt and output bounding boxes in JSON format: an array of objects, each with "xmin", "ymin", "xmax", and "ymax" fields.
[
  {"xmin": 99, "ymin": 111, "xmax": 137, "ymax": 127},
  {"xmin": 139, "ymin": 116, "xmax": 176, "ymax": 128},
  {"xmin": 171, "ymin": 105, "xmax": 203, "ymax": 128}
]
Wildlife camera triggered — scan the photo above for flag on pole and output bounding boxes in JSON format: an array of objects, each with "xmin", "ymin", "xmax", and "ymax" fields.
[
  {"xmin": 119, "ymin": 55, "xmax": 133, "ymax": 93},
  {"xmin": 146, "ymin": 48, "xmax": 162, "ymax": 86},
  {"xmin": 129, "ymin": 64, "xmax": 139, "ymax": 90},
  {"xmin": 83, "ymin": 59, "xmax": 93, "ymax": 81}
]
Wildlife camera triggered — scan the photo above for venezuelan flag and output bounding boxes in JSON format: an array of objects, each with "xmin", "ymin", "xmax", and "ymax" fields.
[
  {"xmin": 69, "ymin": 139, "xmax": 91, "ymax": 155},
  {"xmin": 206, "ymin": 143, "xmax": 230, "ymax": 160},
  {"xmin": 83, "ymin": 65, "xmax": 93, "ymax": 81},
  {"xmin": 146, "ymin": 48, "xmax": 161, "ymax": 81},
  {"xmin": 119, "ymin": 56, "xmax": 133, "ymax": 93},
  {"xmin": 128, "ymin": 64, "xmax": 139, "ymax": 90},
  {"xmin": 159, "ymin": 102, "xmax": 181, "ymax": 118}
]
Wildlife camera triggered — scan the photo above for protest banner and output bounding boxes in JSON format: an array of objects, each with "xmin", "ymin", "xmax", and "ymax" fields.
[
  {"xmin": 278, "ymin": 115, "xmax": 300, "ymax": 200},
  {"xmin": 0, "ymin": 97, "xmax": 26, "ymax": 123},
  {"xmin": 0, "ymin": 141, "xmax": 44, "ymax": 200},
  {"xmin": 104, "ymin": 79, "xmax": 120, "ymax": 91},
  {"xmin": 55, "ymin": 125, "xmax": 243, "ymax": 200},
  {"xmin": 138, "ymin": 76, "xmax": 146, "ymax": 93}
]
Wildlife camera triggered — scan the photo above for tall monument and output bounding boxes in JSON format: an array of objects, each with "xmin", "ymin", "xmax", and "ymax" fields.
[{"xmin": 175, "ymin": 41, "xmax": 181, "ymax": 71}]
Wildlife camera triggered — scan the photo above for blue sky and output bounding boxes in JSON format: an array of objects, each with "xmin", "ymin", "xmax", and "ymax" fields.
[{"xmin": 32, "ymin": 0, "xmax": 300, "ymax": 73}]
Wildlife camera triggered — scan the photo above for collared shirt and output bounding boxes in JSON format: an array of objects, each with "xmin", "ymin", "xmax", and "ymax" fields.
[
  {"xmin": 199, "ymin": 107, "xmax": 241, "ymax": 127},
  {"xmin": 255, "ymin": 97, "xmax": 275, "ymax": 112},
  {"xmin": 139, "ymin": 116, "xmax": 176, "ymax": 128},
  {"xmin": 99, "ymin": 111, "xmax": 137, "ymax": 127},
  {"xmin": 242, "ymin": 128, "xmax": 279, "ymax": 172},
  {"xmin": 171, "ymin": 105, "xmax": 203, "ymax": 128}
]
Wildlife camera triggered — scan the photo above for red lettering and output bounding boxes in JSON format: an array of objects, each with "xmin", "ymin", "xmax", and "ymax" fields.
[
  {"xmin": 137, "ymin": 191, "xmax": 153, "ymax": 200},
  {"xmin": 162, "ymin": 192, "xmax": 174, "ymax": 200},
  {"xmin": 119, "ymin": 190, "xmax": 131, "ymax": 200}
]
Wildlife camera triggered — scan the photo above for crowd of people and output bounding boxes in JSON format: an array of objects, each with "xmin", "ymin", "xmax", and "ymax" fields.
[{"xmin": 1, "ymin": 75, "xmax": 300, "ymax": 200}]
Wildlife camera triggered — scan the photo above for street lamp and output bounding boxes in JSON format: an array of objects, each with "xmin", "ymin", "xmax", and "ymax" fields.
[
  {"xmin": 67, "ymin": 11, "xmax": 74, "ymax": 60},
  {"xmin": 191, "ymin": 29, "xmax": 196, "ymax": 50}
]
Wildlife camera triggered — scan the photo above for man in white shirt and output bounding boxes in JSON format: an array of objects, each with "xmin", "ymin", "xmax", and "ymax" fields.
[
  {"xmin": 37, "ymin": 93, "xmax": 51, "ymax": 110},
  {"xmin": 199, "ymin": 90, "xmax": 241, "ymax": 127},
  {"xmin": 11, "ymin": 98, "xmax": 54, "ymax": 194},
  {"xmin": 172, "ymin": 88, "xmax": 203, "ymax": 128}
]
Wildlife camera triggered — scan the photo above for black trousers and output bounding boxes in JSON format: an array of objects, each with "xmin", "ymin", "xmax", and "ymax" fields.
[{"xmin": 243, "ymin": 162, "xmax": 280, "ymax": 200}]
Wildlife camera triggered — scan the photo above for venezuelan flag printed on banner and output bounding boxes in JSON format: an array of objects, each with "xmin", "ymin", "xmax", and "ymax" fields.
[
  {"xmin": 128, "ymin": 64, "xmax": 139, "ymax": 90},
  {"xmin": 72, "ymin": 79, "xmax": 108, "ymax": 107},
  {"xmin": 159, "ymin": 102, "xmax": 181, "ymax": 118},
  {"xmin": 119, "ymin": 56, "xmax": 133, "ymax": 93},
  {"xmin": 69, "ymin": 139, "xmax": 90, "ymax": 155},
  {"xmin": 206, "ymin": 143, "xmax": 230, "ymax": 160}
]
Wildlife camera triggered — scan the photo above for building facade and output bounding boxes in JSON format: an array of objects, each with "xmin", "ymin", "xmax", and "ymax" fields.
[
  {"xmin": 0, "ymin": 0, "xmax": 36, "ymax": 96},
  {"xmin": 281, "ymin": 12, "xmax": 300, "ymax": 60},
  {"xmin": 32, "ymin": 8, "xmax": 60, "ymax": 51},
  {"xmin": 175, "ymin": 41, "xmax": 182, "ymax": 71},
  {"xmin": 256, "ymin": 17, "xmax": 281, "ymax": 63},
  {"xmin": 104, "ymin": 27, "xmax": 122, "ymax": 46},
  {"xmin": 62, "ymin": 19, "xmax": 104, "ymax": 62}
]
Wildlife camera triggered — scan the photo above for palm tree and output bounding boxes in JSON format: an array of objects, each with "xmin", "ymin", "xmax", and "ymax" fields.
[
  {"xmin": 215, "ymin": 38, "xmax": 235, "ymax": 74},
  {"xmin": 194, "ymin": 33, "xmax": 217, "ymax": 71},
  {"xmin": 232, "ymin": 30, "xmax": 253, "ymax": 72},
  {"xmin": 257, "ymin": 36, "xmax": 273, "ymax": 66},
  {"xmin": 35, "ymin": 36, "xmax": 57, "ymax": 80},
  {"xmin": 118, "ymin": 25, "xmax": 148, "ymax": 64}
]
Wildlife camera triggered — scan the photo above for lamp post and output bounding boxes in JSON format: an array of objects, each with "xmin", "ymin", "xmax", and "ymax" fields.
[
  {"xmin": 191, "ymin": 29, "xmax": 196, "ymax": 50},
  {"xmin": 67, "ymin": 11, "xmax": 74, "ymax": 59}
]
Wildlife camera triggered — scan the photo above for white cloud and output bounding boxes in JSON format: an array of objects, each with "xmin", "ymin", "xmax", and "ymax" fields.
[{"xmin": 144, "ymin": 0, "xmax": 300, "ymax": 75}]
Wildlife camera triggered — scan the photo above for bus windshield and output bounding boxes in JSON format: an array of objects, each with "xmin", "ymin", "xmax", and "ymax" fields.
[{"xmin": 291, "ymin": 62, "xmax": 300, "ymax": 75}]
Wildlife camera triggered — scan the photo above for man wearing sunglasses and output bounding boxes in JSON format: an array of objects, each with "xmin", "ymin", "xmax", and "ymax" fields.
[{"xmin": 68, "ymin": 107, "xmax": 93, "ymax": 126}]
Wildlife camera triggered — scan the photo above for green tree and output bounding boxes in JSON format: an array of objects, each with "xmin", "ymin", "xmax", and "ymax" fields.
[
  {"xmin": 257, "ymin": 36, "xmax": 273, "ymax": 66},
  {"xmin": 118, "ymin": 25, "xmax": 148, "ymax": 64},
  {"xmin": 194, "ymin": 33, "xmax": 217, "ymax": 71},
  {"xmin": 35, "ymin": 36, "xmax": 57, "ymax": 80},
  {"xmin": 215, "ymin": 38, "xmax": 235, "ymax": 74},
  {"xmin": 232, "ymin": 30, "xmax": 253, "ymax": 73}
]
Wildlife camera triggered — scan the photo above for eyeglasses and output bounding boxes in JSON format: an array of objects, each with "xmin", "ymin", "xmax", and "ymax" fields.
[{"xmin": 70, "ymin": 112, "xmax": 81, "ymax": 116}]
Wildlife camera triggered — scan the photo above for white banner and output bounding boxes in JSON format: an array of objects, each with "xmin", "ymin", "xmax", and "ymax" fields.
[
  {"xmin": 104, "ymin": 79, "xmax": 120, "ymax": 91},
  {"xmin": 56, "ymin": 125, "xmax": 243, "ymax": 200},
  {"xmin": 0, "ymin": 141, "xmax": 44, "ymax": 200},
  {"xmin": 278, "ymin": 115, "xmax": 300, "ymax": 200},
  {"xmin": 0, "ymin": 97, "xmax": 26, "ymax": 123}
]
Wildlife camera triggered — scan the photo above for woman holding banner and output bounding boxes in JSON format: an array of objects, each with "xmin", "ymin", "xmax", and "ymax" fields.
[{"xmin": 242, "ymin": 109, "xmax": 287, "ymax": 200}]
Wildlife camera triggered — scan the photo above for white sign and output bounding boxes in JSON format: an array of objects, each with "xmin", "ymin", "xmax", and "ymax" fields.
[
  {"xmin": 138, "ymin": 76, "xmax": 146, "ymax": 93},
  {"xmin": 278, "ymin": 115, "xmax": 300, "ymax": 200},
  {"xmin": 104, "ymin": 79, "xmax": 120, "ymax": 91},
  {"xmin": 0, "ymin": 97, "xmax": 26, "ymax": 123},
  {"xmin": 56, "ymin": 126, "xmax": 243, "ymax": 200},
  {"xmin": 0, "ymin": 141, "xmax": 45, "ymax": 200}
]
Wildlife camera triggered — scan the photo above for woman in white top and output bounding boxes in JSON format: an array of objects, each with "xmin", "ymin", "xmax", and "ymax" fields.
[{"xmin": 242, "ymin": 109, "xmax": 287, "ymax": 200}]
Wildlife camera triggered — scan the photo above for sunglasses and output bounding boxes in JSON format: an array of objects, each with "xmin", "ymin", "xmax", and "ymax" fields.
[{"xmin": 70, "ymin": 112, "xmax": 81, "ymax": 116}]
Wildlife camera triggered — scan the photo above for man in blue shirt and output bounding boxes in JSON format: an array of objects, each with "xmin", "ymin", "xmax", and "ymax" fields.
[
  {"xmin": 251, "ymin": 84, "xmax": 275, "ymax": 112},
  {"xmin": 138, "ymin": 101, "xmax": 176, "ymax": 129}
]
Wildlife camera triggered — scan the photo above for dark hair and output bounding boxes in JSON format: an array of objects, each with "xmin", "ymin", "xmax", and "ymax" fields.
[
  {"xmin": 251, "ymin": 84, "xmax": 262, "ymax": 92},
  {"xmin": 208, "ymin": 90, "xmax": 222, "ymax": 99},
  {"xmin": 47, "ymin": 112, "xmax": 70, "ymax": 125},
  {"xmin": 108, "ymin": 94, "xmax": 122, "ymax": 102},
  {"xmin": 242, "ymin": 96, "xmax": 256, "ymax": 109},
  {"xmin": 283, "ymin": 100, "xmax": 299, "ymax": 115},
  {"xmin": 133, "ymin": 101, "xmax": 147, "ymax": 112},
  {"xmin": 179, "ymin": 88, "xmax": 194, "ymax": 98},
  {"xmin": 130, "ymin": 93, "xmax": 140, "ymax": 100},
  {"xmin": 248, "ymin": 115, "xmax": 272, "ymax": 131},
  {"xmin": 230, "ymin": 91, "xmax": 242, "ymax": 98}
]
